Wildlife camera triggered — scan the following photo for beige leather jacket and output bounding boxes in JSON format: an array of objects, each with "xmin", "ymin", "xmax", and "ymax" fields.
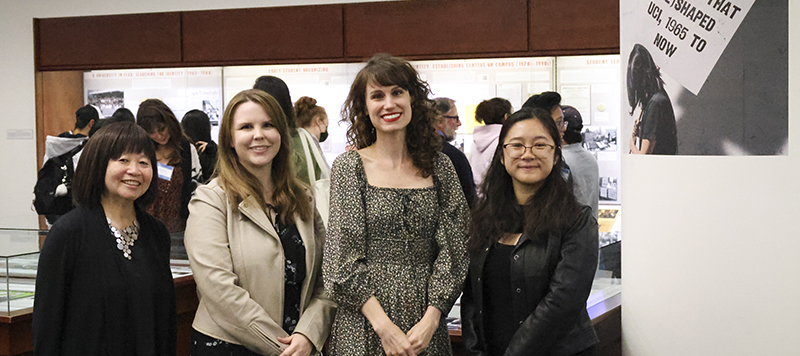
[{"xmin": 185, "ymin": 179, "xmax": 336, "ymax": 355}]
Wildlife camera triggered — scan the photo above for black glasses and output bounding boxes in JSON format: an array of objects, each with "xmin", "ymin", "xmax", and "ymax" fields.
[
  {"xmin": 442, "ymin": 115, "xmax": 460, "ymax": 122},
  {"xmin": 503, "ymin": 142, "xmax": 555, "ymax": 158}
]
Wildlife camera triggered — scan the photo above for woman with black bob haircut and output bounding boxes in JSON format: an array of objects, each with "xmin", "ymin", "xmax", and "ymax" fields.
[
  {"xmin": 461, "ymin": 108, "xmax": 599, "ymax": 356},
  {"xmin": 33, "ymin": 121, "xmax": 176, "ymax": 356},
  {"xmin": 324, "ymin": 53, "xmax": 468, "ymax": 356},
  {"xmin": 627, "ymin": 43, "xmax": 677, "ymax": 155},
  {"xmin": 137, "ymin": 99, "xmax": 202, "ymax": 232}
]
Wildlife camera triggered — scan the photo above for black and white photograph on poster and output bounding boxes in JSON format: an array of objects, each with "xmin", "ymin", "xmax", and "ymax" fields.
[
  {"xmin": 621, "ymin": 0, "xmax": 787, "ymax": 155},
  {"xmin": 599, "ymin": 176, "xmax": 618, "ymax": 201},
  {"xmin": 582, "ymin": 126, "xmax": 617, "ymax": 152},
  {"xmin": 87, "ymin": 90, "xmax": 124, "ymax": 118},
  {"xmin": 202, "ymin": 100, "xmax": 220, "ymax": 126}
]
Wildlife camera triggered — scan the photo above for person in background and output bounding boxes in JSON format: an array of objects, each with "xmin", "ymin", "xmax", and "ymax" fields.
[
  {"xmin": 626, "ymin": 43, "xmax": 677, "ymax": 155},
  {"xmin": 34, "ymin": 121, "xmax": 176, "ymax": 356},
  {"xmin": 470, "ymin": 97, "xmax": 512, "ymax": 191},
  {"xmin": 433, "ymin": 97, "xmax": 476, "ymax": 208},
  {"xmin": 181, "ymin": 109, "xmax": 218, "ymax": 183},
  {"xmin": 43, "ymin": 105, "xmax": 94, "ymax": 165},
  {"xmin": 40, "ymin": 105, "xmax": 99, "ymax": 224},
  {"xmin": 58, "ymin": 104, "xmax": 97, "ymax": 138},
  {"xmin": 111, "ymin": 107, "xmax": 136, "ymax": 122},
  {"xmin": 462, "ymin": 108, "xmax": 598, "ymax": 356},
  {"xmin": 561, "ymin": 105, "xmax": 599, "ymax": 218},
  {"xmin": 293, "ymin": 96, "xmax": 331, "ymax": 184},
  {"xmin": 324, "ymin": 53, "xmax": 468, "ymax": 356},
  {"xmin": 89, "ymin": 107, "xmax": 137, "ymax": 137},
  {"xmin": 522, "ymin": 91, "xmax": 566, "ymax": 143},
  {"xmin": 185, "ymin": 89, "xmax": 335, "ymax": 356},
  {"xmin": 253, "ymin": 75, "xmax": 315, "ymax": 186},
  {"xmin": 137, "ymin": 99, "xmax": 202, "ymax": 232}
]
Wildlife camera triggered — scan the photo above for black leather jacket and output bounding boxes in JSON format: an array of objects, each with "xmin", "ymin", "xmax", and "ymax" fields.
[{"xmin": 461, "ymin": 206, "xmax": 599, "ymax": 356}]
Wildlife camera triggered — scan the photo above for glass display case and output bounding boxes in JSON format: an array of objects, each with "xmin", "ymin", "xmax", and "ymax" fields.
[{"xmin": 0, "ymin": 228, "xmax": 43, "ymax": 317}]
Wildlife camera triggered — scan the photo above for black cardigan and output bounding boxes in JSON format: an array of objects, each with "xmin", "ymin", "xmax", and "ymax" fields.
[
  {"xmin": 33, "ymin": 205, "xmax": 176, "ymax": 356},
  {"xmin": 461, "ymin": 206, "xmax": 599, "ymax": 356},
  {"xmin": 441, "ymin": 139, "xmax": 477, "ymax": 208},
  {"xmin": 179, "ymin": 139, "xmax": 200, "ymax": 220}
]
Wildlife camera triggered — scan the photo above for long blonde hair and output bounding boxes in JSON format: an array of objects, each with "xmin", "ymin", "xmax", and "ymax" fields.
[{"xmin": 217, "ymin": 89, "xmax": 312, "ymax": 225}]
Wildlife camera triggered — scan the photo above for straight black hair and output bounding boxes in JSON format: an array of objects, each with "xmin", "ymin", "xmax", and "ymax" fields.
[
  {"xmin": 72, "ymin": 122, "xmax": 158, "ymax": 209},
  {"xmin": 468, "ymin": 108, "xmax": 579, "ymax": 253}
]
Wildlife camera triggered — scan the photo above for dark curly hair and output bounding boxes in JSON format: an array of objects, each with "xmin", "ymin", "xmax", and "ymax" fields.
[
  {"xmin": 468, "ymin": 108, "xmax": 580, "ymax": 253},
  {"xmin": 341, "ymin": 53, "xmax": 441, "ymax": 178}
]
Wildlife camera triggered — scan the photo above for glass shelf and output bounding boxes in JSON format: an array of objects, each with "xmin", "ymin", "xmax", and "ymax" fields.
[{"xmin": 0, "ymin": 228, "xmax": 44, "ymax": 316}]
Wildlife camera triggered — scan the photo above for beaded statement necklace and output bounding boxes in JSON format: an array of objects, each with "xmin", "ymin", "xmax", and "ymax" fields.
[{"xmin": 107, "ymin": 217, "xmax": 139, "ymax": 260}]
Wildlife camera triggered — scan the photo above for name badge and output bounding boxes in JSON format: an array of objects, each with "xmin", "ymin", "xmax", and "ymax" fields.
[{"xmin": 157, "ymin": 162, "xmax": 174, "ymax": 181}]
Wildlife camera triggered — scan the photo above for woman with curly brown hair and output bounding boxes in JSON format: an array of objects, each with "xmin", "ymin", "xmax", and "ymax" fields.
[{"xmin": 323, "ymin": 53, "xmax": 469, "ymax": 356}]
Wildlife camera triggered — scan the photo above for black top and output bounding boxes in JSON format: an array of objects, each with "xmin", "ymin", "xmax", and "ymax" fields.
[
  {"xmin": 483, "ymin": 242, "xmax": 517, "ymax": 356},
  {"xmin": 440, "ymin": 137, "xmax": 477, "ymax": 208},
  {"xmin": 638, "ymin": 90, "xmax": 677, "ymax": 155},
  {"xmin": 197, "ymin": 140, "xmax": 218, "ymax": 183},
  {"xmin": 273, "ymin": 210, "xmax": 306, "ymax": 334},
  {"xmin": 461, "ymin": 206, "xmax": 599, "ymax": 356},
  {"xmin": 179, "ymin": 139, "xmax": 200, "ymax": 220},
  {"xmin": 57, "ymin": 131, "xmax": 86, "ymax": 138},
  {"xmin": 33, "ymin": 206, "xmax": 176, "ymax": 356}
]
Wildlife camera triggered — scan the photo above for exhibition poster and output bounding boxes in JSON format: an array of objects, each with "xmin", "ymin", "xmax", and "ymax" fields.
[{"xmin": 621, "ymin": 0, "xmax": 787, "ymax": 155}]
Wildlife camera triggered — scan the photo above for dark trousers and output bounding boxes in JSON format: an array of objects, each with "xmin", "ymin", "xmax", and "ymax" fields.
[{"xmin": 190, "ymin": 329, "xmax": 262, "ymax": 356}]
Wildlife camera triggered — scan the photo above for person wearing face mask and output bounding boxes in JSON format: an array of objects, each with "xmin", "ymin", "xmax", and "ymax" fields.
[
  {"xmin": 293, "ymin": 96, "xmax": 331, "ymax": 226},
  {"xmin": 293, "ymin": 96, "xmax": 330, "ymax": 182}
]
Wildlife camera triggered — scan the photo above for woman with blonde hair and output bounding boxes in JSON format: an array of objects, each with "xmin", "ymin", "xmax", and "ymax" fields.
[
  {"xmin": 185, "ymin": 89, "xmax": 335, "ymax": 356},
  {"xmin": 323, "ymin": 53, "xmax": 468, "ymax": 356}
]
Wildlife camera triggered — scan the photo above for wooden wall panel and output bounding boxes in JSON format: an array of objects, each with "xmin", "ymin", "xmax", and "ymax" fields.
[
  {"xmin": 530, "ymin": 0, "xmax": 619, "ymax": 52},
  {"xmin": 344, "ymin": 0, "xmax": 529, "ymax": 58},
  {"xmin": 38, "ymin": 72, "xmax": 85, "ymax": 141},
  {"xmin": 183, "ymin": 5, "xmax": 344, "ymax": 63},
  {"xmin": 36, "ymin": 13, "xmax": 181, "ymax": 70}
]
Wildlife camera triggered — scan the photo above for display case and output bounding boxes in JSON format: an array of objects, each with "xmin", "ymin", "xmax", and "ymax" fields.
[{"xmin": 0, "ymin": 229, "xmax": 42, "ymax": 317}]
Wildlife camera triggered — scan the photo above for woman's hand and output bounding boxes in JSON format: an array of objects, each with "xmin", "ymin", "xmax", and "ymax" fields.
[
  {"xmin": 629, "ymin": 133, "xmax": 639, "ymax": 154},
  {"xmin": 361, "ymin": 296, "xmax": 415, "ymax": 355},
  {"xmin": 407, "ymin": 306, "xmax": 441, "ymax": 354},
  {"xmin": 375, "ymin": 321, "xmax": 416, "ymax": 356},
  {"xmin": 196, "ymin": 141, "xmax": 209, "ymax": 153},
  {"xmin": 277, "ymin": 333, "xmax": 313, "ymax": 356}
]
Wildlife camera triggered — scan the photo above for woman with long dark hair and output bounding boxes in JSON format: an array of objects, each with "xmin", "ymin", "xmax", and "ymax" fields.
[
  {"xmin": 33, "ymin": 122, "xmax": 176, "ymax": 356},
  {"xmin": 137, "ymin": 99, "xmax": 202, "ymax": 232},
  {"xmin": 627, "ymin": 43, "xmax": 678, "ymax": 154},
  {"xmin": 462, "ymin": 108, "xmax": 599, "ymax": 356},
  {"xmin": 181, "ymin": 109, "xmax": 218, "ymax": 183},
  {"xmin": 184, "ymin": 89, "xmax": 335, "ymax": 356},
  {"xmin": 323, "ymin": 53, "xmax": 469, "ymax": 356}
]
